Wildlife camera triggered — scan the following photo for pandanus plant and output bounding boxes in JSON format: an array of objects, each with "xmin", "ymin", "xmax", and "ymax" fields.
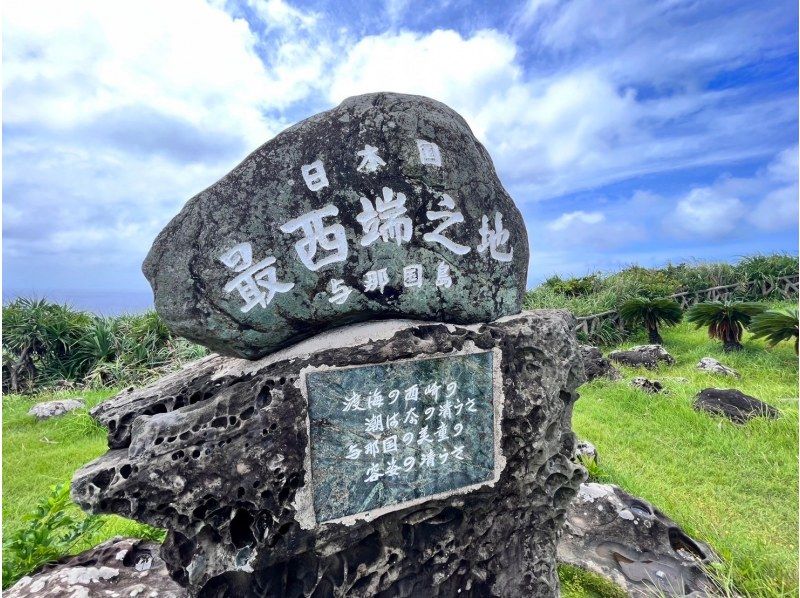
[
  {"xmin": 748, "ymin": 307, "xmax": 799, "ymax": 354},
  {"xmin": 686, "ymin": 301, "xmax": 764, "ymax": 352},
  {"xmin": 619, "ymin": 297, "xmax": 683, "ymax": 345}
]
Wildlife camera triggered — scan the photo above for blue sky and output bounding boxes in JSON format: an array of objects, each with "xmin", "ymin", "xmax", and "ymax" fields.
[{"xmin": 3, "ymin": 0, "xmax": 798, "ymax": 306}]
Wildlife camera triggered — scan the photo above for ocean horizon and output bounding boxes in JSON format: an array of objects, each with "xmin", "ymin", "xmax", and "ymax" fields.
[{"xmin": 3, "ymin": 289, "xmax": 155, "ymax": 316}]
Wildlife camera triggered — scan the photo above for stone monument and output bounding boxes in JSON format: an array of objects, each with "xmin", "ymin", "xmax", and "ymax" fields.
[{"xmin": 72, "ymin": 92, "xmax": 586, "ymax": 597}]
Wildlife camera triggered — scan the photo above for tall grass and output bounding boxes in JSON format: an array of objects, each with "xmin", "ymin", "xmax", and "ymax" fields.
[{"xmin": 2, "ymin": 299, "xmax": 207, "ymax": 393}]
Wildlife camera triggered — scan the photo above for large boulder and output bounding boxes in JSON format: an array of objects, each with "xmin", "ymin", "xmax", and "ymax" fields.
[
  {"xmin": 144, "ymin": 92, "xmax": 529, "ymax": 359},
  {"xmin": 579, "ymin": 344, "xmax": 621, "ymax": 381},
  {"xmin": 693, "ymin": 388, "xmax": 780, "ymax": 424},
  {"xmin": 5, "ymin": 537, "xmax": 187, "ymax": 598},
  {"xmin": 609, "ymin": 345, "xmax": 675, "ymax": 369},
  {"xmin": 558, "ymin": 483, "xmax": 718, "ymax": 597},
  {"xmin": 73, "ymin": 310, "xmax": 585, "ymax": 597}
]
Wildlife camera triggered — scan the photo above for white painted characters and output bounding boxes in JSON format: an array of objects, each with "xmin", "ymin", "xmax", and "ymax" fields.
[
  {"xmin": 219, "ymin": 243, "xmax": 294, "ymax": 313},
  {"xmin": 336, "ymin": 375, "xmax": 473, "ymax": 486},
  {"xmin": 435, "ymin": 262, "xmax": 453, "ymax": 288},
  {"xmin": 364, "ymin": 268, "xmax": 389, "ymax": 293},
  {"xmin": 423, "ymin": 194, "xmax": 470, "ymax": 255},
  {"xmin": 301, "ymin": 159, "xmax": 329, "ymax": 191},
  {"xmin": 327, "ymin": 279, "xmax": 353, "ymax": 305},
  {"xmin": 356, "ymin": 187, "xmax": 413, "ymax": 246},
  {"xmin": 280, "ymin": 205, "xmax": 348, "ymax": 271},
  {"xmin": 219, "ymin": 136, "xmax": 516, "ymax": 311},
  {"xmin": 416, "ymin": 139, "xmax": 442, "ymax": 166},
  {"xmin": 403, "ymin": 264, "xmax": 423, "ymax": 288},
  {"xmin": 477, "ymin": 212, "xmax": 513, "ymax": 263},
  {"xmin": 356, "ymin": 145, "xmax": 386, "ymax": 173}
]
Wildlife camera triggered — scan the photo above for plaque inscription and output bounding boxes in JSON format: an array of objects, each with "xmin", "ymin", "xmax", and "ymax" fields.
[{"xmin": 304, "ymin": 351, "xmax": 497, "ymax": 523}]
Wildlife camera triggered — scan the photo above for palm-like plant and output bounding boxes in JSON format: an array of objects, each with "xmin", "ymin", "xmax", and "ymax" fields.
[
  {"xmin": 686, "ymin": 301, "xmax": 765, "ymax": 352},
  {"xmin": 619, "ymin": 297, "xmax": 683, "ymax": 345},
  {"xmin": 748, "ymin": 307, "xmax": 799, "ymax": 354}
]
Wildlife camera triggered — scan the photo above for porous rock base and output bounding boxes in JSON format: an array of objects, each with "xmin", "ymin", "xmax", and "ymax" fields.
[{"xmin": 72, "ymin": 310, "xmax": 586, "ymax": 597}]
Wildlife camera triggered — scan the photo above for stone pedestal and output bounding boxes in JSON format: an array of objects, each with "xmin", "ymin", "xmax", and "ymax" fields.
[{"xmin": 72, "ymin": 310, "xmax": 586, "ymax": 597}]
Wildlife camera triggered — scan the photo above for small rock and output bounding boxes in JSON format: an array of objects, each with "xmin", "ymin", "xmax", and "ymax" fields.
[
  {"xmin": 696, "ymin": 357, "xmax": 739, "ymax": 378},
  {"xmin": 579, "ymin": 345, "xmax": 622, "ymax": 381},
  {"xmin": 27, "ymin": 399, "xmax": 84, "ymax": 420},
  {"xmin": 4, "ymin": 537, "xmax": 187, "ymax": 598},
  {"xmin": 609, "ymin": 345, "xmax": 675, "ymax": 369},
  {"xmin": 630, "ymin": 377, "xmax": 664, "ymax": 394},
  {"xmin": 693, "ymin": 388, "xmax": 779, "ymax": 424},
  {"xmin": 558, "ymin": 483, "xmax": 719, "ymax": 597},
  {"xmin": 574, "ymin": 439, "xmax": 598, "ymax": 464}
]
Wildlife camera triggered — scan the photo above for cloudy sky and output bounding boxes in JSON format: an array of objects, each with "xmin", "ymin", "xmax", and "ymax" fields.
[{"xmin": 3, "ymin": 0, "xmax": 798, "ymax": 308}]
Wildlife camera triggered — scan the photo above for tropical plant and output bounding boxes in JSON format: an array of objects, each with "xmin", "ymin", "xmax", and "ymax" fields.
[
  {"xmin": 748, "ymin": 307, "xmax": 799, "ymax": 354},
  {"xmin": 2, "ymin": 483, "xmax": 104, "ymax": 589},
  {"xmin": 1, "ymin": 299, "xmax": 90, "ymax": 391},
  {"xmin": 619, "ymin": 297, "xmax": 683, "ymax": 344},
  {"xmin": 686, "ymin": 301, "xmax": 765, "ymax": 352},
  {"xmin": 2, "ymin": 299, "xmax": 209, "ymax": 392}
]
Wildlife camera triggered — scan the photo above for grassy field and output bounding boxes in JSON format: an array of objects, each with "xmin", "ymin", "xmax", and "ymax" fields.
[
  {"xmin": 1, "ymin": 389, "xmax": 159, "ymax": 545},
  {"xmin": 573, "ymin": 314, "xmax": 798, "ymax": 597},
  {"xmin": 2, "ymin": 310, "xmax": 797, "ymax": 595}
]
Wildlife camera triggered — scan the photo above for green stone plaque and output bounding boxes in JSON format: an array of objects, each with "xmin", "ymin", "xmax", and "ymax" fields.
[{"xmin": 304, "ymin": 351, "xmax": 497, "ymax": 523}]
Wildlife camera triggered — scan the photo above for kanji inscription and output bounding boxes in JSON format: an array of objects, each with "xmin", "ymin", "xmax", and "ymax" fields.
[{"xmin": 304, "ymin": 351, "xmax": 496, "ymax": 523}]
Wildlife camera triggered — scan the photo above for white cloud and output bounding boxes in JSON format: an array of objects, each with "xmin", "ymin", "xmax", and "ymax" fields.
[
  {"xmin": 326, "ymin": 24, "xmax": 793, "ymax": 203},
  {"xmin": 3, "ymin": 0, "xmax": 327, "ymax": 290},
  {"xmin": 328, "ymin": 29, "xmax": 519, "ymax": 114},
  {"xmin": 3, "ymin": 0, "xmax": 796, "ymax": 292},
  {"xmin": 668, "ymin": 146, "xmax": 798, "ymax": 238},
  {"xmin": 670, "ymin": 188, "xmax": 746, "ymax": 238},
  {"xmin": 547, "ymin": 210, "xmax": 605, "ymax": 231},
  {"xmin": 540, "ymin": 208, "xmax": 644, "ymax": 251},
  {"xmin": 3, "ymin": 0, "xmax": 281, "ymax": 144},
  {"xmin": 244, "ymin": 0, "xmax": 318, "ymax": 30}
]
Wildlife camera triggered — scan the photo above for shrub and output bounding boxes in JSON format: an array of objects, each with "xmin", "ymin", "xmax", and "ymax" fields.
[
  {"xmin": 2, "ymin": 300, "xmax": 208, "ymax": 392},
  {"xmin": 748, "ymin": 307, "xmax": 799, "ymax": 354},
  {"xmin": 1, "ymin": 299, "xmax": 91, "ymax": 391},
  {"xmin": 2, "ymin": 483, "xmax": 104, "ymax": 589},
  {"xmin": 619, "ymin": 298, "xmax": 683, "ymax": 345},
  {"xmin": 543, "ymin": 274, "xmax": 601, "ymax": 297},
  {"xmin": 686, "ymin": 301, "xmax": 765, "ymax": 352}
]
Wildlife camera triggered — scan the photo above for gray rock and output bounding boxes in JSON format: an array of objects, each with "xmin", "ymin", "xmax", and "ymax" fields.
[
  {"xmin": 579, "ymin": 344, "xmax": 622, "ymax": 381},
  {"xmin": 5, "ymin": 537, "xmax": 187, "ymax": 598},
  {"xmin": 144, "ymin": 92, "xmax": 529, "ymax": 360},
  {"xmin": 631, "ymin": 377, "xmax": 665, "ymax": 394},
  {"xmin": 27, "ymin": 398, "xmax": 84, "ymax": 420},
  {"xmin": 73, "ymin": 310, "xmax": 585, "ymax": 596},
  {"xmin": 609, "ymin": 345, "xmax": 675, "ymax": 369},
  {"xmin": 574, "ymin": 439, "xmax": 598, "ymax": 464},
  {"xmin": 558, "ymin": 483, "xmax": 719, "ymax": 597},
  {"xmin": 696, "ymin": 357, "xmax": 739, "ymax": 378},
  {"xmin": 693, "ymin": 388, "xmax": 779, "ymax": 424}
]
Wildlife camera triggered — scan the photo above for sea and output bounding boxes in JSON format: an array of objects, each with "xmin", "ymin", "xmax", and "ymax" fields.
[{"xmin": 2, "ymin": 289, "xmax": 155, "ymax": 316}]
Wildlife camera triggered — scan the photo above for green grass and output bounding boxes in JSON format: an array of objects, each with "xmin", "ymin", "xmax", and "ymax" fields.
[
  {"xmin": 2, "ymin": 306, "xmax": 797, "ymax": 596},
  {"xmin": 574, "ymin": 314, "xmax": 798, "ymax": 597},
  {"xmin": 2, "ymin": 388, "xmax": 163, "ymax": 552}
]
